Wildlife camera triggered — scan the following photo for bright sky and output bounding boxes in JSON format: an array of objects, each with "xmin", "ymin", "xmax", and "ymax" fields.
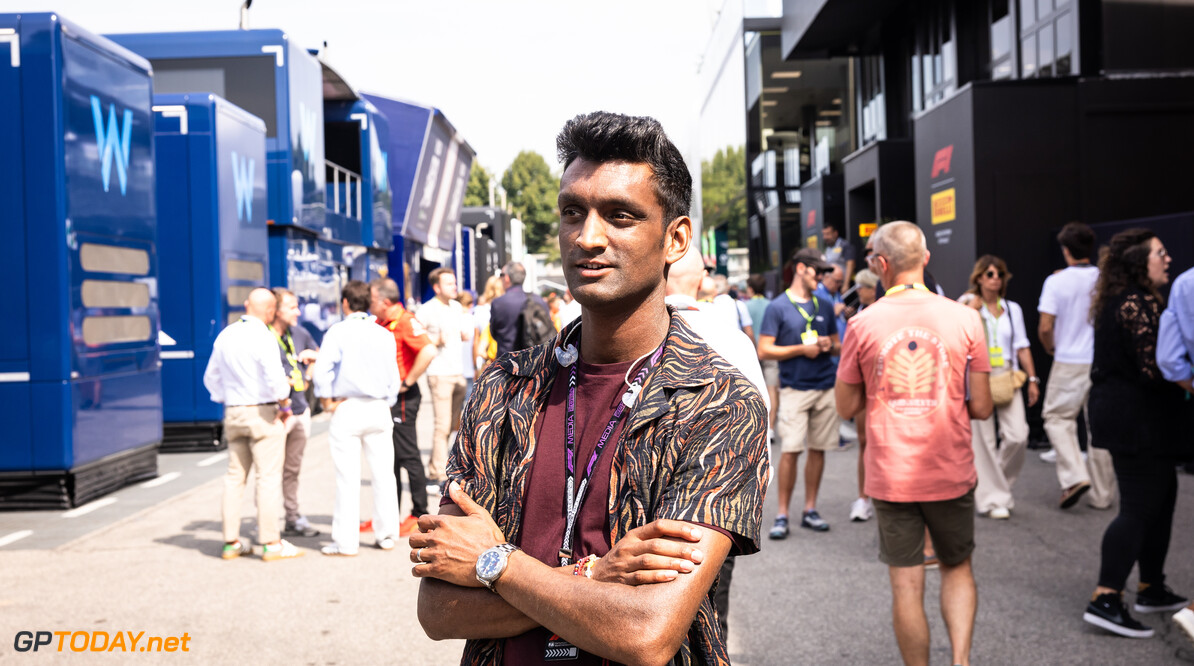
[{"xmin": 19, "ymin": 0, "xmax": 725, "ymax": 177}]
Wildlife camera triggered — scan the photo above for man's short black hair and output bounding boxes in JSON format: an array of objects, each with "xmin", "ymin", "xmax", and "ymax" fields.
[
  {"xmin": 556, "ymin": 111, "xmax": 692, "ymax": 223},
  {"xmin": 747, "ymin": 273, "xmax": 766, "ymax": 295},
  {"xmin": 1057, "ymin": 222, "xmax": 1096, "ymax": 260},
  {"xmin": 342, "ymin": 280, "xmax": 372, "ymax": 313}
]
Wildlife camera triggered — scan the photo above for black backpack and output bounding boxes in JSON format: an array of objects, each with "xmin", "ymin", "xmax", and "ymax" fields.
[{"xmin": 515, "ymin": 295, "xmax": 557, "ymax": 350}]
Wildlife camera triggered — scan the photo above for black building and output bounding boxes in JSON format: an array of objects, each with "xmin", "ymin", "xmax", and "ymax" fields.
[{"xmin": 745, "ymin": 0, "xmax": 1194, "ymax": 302}]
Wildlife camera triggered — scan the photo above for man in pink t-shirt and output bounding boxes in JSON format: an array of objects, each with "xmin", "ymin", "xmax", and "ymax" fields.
[{"xmin": 835, "ymin": 222, "xmax": 993, "ymax": 666}]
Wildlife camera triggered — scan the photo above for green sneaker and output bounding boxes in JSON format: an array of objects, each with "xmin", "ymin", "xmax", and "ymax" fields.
[{"xmin": 221, "ymin": 540, "xmax": 249, "ymax": 560}]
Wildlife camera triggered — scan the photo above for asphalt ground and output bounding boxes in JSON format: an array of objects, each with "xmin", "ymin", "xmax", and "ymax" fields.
[
  {"xmin": 2, "ymin": 386, "xmax": 1192, "ymax": 664},
  {"xmin": 728, "ymin": 440, "xmax": 1194, "ymax": 665}
]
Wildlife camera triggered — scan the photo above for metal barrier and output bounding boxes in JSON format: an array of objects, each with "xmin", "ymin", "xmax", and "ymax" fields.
[{"xmin": 325, "ymin": 160, "xmax": 362, "ymax": 220}]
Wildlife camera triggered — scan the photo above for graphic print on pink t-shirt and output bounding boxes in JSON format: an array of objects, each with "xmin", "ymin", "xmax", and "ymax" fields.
[{"xmin": 874, "ymin": 327, "xmax": 951, "ymax": 419}]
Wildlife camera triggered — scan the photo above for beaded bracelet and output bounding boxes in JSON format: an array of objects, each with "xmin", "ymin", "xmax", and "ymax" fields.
[{"xmin": 572, "ymin": 554, "xmax": 599, "ymax": 578}]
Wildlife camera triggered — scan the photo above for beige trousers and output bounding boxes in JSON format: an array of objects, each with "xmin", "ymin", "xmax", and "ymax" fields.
[
  {"xmin": 222, "ymin": 404, "xmax": 285, "ymax": 544},
  {"xmin": 427, "ymin": 374, "xmax": 466, "ymax": 481},
  {"xmin": 281, "ymin": 410, "xmax": 312, "ymax": 523},
  {"xmin": 1042, "ymin": 362, "xmax": 1117, "ymax": 506},
  {"xmin": 971, "ymin": 372, "xmax": 1029, "ymax": 513}
]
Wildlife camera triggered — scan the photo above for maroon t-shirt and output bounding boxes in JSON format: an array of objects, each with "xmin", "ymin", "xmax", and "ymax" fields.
[{"xmin": 502, "ymin": 357, "xmax": 632, "ymax": 666}]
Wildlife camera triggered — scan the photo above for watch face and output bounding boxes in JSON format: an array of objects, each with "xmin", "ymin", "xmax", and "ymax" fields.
[{"xmin": 477, "ymin": 550, "xmax": 503, "ymax": 579}]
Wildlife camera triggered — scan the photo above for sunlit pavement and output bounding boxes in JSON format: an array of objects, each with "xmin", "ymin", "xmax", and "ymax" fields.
[{"xmin": 4, "ymin": 392, "xmax": 1193, "ymax": 663}]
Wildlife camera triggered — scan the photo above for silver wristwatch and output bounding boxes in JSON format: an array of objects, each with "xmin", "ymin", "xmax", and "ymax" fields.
[{"xmin": 475, "ymin": 543, "xmax": 520, "ymax": 592}]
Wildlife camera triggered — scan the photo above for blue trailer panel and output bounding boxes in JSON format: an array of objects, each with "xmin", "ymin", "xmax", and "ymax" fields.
[
  {"xmin": 361, "ymin": 94, "xmax": 475, "ymax": 252},
  {"xmin": 268, "ymin": 227, "xmax": 351, "ymax": 344},
  {"xmin": 324, "ymin": 98, "xmax": 393, "ymax": 251},
  {"xmin": 153, "ymin": 93, "xmax": 268, "ymax": 451},
  {"xmin": 108, "ymin": 30, "xmax": 327, "ymax": 235},
  {"xmin": 0, "ymin": 13, "xmax": 159, "ymax": 508}
]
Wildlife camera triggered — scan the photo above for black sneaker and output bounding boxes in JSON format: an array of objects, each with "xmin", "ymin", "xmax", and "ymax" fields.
[
  {"xmin": 800, "ymin": 509, "xmax": 830, "ymax": 532},
  {"xmin": 1083, "ymin": 592, "xmax": 1155, "ymax": 638},
  {"xmin": 1134, "ymin": 582, "xmax": 1189, "ymax": 613},
  {"xmin": 768, "ymin": 516, "xmax": 790, "ymax": 540},
  {"xmin": 282, "ymin": 516, "xmax": 320, "ymax": 538}
]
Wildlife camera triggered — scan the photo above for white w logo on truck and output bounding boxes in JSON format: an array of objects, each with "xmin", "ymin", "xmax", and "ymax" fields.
[
  {"xmin": 231, "ymin": 151, "xmax": 255, "ymax": 222},
  {"xmin": 297, "ymin": 101, "xmax": 319, "ymax": 168},
  {"xmin": 90, "ymin": 95, "xmax": 132, "ymax": 195}
]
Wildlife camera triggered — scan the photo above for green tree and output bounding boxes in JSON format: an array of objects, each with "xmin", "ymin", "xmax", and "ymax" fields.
[
  {"xmin": 701, "ymin": 145, "xmax": 747, "ymax": 248},
  {"xmin": 501, "ymin": 151, "xmax": 559, "ymax": 256},
  {"xmin": 464, "ymin": 161, "xmax": 492, "ymax": 207}
]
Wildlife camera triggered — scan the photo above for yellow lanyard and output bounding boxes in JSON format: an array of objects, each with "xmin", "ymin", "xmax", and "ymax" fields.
[
  {"xmin": 273, "ymin": 328, "xmax": 306, "ymax": 391},
  {"xmin": 785, "ymin": 290, "xmax": 819, "ymax": 332},
  {"xmin": 883, "ymin": 283, "xmax": 931, "ymax": 296}
]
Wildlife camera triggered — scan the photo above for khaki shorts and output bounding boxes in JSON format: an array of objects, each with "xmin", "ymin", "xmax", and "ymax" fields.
[
  {"xmin": 777, "ymin": 387, "xmax": 837, "ymax": 453},
  {"xmin": 762, "ymin": 359, "xmax": 780, "ymax": 388},
  {"xmin": 872, "ymin": 488, "xmax": 976, "ymax": 568}
]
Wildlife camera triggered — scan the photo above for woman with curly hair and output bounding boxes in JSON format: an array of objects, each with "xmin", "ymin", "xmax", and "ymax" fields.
[
  {"xmin": 1082, "ymin": 228, "xmax": 1191, "ymax": 638},
  {"xmin": 961, "ymin": 255, "xmax": 1039, "ymax": 520}
]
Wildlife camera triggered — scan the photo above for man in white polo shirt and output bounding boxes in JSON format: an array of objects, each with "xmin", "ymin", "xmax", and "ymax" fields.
[
  {"xmin": 314, "ymin": 280, "xmax": 403, "ymax": 556},
  {"xmin": 203, "ymin": 287, "xmax": 302, "ymax": 562},
  {"xmin": 416, "ymin": 267, "xmax": 469, "ymax": 489},
  {"xmin": 1038, "ymin": 222, "xmax": 1116, "ymax": 510}
]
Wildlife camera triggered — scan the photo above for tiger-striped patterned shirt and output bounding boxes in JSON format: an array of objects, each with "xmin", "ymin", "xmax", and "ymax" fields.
[{"xmin": 447, "ymin": 307, "xmax": 770, "ymax": 665}]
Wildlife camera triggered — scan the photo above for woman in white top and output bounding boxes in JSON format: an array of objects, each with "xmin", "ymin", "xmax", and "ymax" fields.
[{"xmin": 962, "ymin": 255, "xmax": 1040, "ymax": 519}]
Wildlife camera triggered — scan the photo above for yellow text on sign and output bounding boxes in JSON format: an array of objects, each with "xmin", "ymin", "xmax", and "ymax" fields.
[{"xmin": 931, "ymin": 188, "xmax": 956, "ymax": 225}]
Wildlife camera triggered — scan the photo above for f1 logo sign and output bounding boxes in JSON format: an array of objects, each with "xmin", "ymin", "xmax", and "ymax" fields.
[
  {"xmin": 90, "ymin": 95, "xmax": 132, "ymax": 196},
  {"xmin": 930, "ymin": 145, "xmax": 954, "ymax": 179},
  {"xmin": 231, "ymin": 151, "xmax": 255, "ymax": 222}
]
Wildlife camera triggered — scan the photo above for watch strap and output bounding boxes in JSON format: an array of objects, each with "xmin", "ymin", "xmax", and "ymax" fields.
[{"xmin": 478, "ymin": 543, "xmax": 520, "ymax": 591}]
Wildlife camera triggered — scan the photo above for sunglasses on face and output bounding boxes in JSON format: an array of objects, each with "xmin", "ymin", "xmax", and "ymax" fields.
[{"xmin": 985, "ymin": 270, "xmax": 1004, "ymax": 279}]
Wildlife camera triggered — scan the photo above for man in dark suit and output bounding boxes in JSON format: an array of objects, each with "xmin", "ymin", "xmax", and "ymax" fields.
[{"xmin": 488, "ymin": 262, "xmax": 549, "ymax": 356}]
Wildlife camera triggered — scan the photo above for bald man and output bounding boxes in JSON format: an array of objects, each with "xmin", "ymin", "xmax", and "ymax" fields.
[
  {"xmin": 665, "ymin": 243, "xmax": 771, "ymax": 640},
  {"xmin": 203, "ymin": 287, "xmax": 304, "ymax": 561},
  {"xmin": 665, "ymin": 246, "xmax": 769, "ymax": 413}
]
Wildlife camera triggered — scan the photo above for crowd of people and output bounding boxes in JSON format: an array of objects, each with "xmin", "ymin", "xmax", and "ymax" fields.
[
  {"xmin": 201, "ymin": 109, "xmax": 1191, "ymax": 665},
  {"xmin": 201, "ymin": 260, "xmax": 561, "ymax": 560}
]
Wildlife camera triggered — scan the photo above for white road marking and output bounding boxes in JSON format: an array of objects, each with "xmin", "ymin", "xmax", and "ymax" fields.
[
  {"xmin": 61, "ymin": 497, "xmax": 117, "ymax": 518},
  {"xmin": 197, "ymin": 453, "xmax": 227, "ymax": 467},
  {"xmin": 0, "ymin": 530, "xmax": 33, "ymax": 547},
  {"xmin": 139, "ymin": 471, "xmax": 181, "ymax": 488}
]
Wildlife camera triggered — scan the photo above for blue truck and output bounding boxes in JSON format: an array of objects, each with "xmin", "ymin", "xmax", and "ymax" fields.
[
  {"xmin": 0, "ymin": 13, "xmax": 161, "ymax": 508},
  {"xmin": 108, "ymin": 29, "xmax": 381, "ymax": 342},
  {"xmin": 153, "ymin": 93, "xmax": 269, "ymax": 452}
]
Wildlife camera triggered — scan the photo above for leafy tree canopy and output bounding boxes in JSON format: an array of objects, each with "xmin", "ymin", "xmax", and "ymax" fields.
[
  {"xmin": 701, "ymin": 145, "xmax": 747, "ymax": 248},
  {"xmin": 464, "ymin": 161, "xmax": 492, "ymax": 207},
  {"xmin": 501, "ymin": 151, "xmax": 560, "ymax": 257}
]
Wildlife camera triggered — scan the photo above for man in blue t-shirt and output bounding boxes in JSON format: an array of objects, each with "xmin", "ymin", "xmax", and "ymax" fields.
[{"xmin": 759, "ymin": 248, "xmax": 840, "ymax": 538}]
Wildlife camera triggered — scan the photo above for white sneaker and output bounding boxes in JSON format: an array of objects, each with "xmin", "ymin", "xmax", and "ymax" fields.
[
  {"xmin": 839, "ymin": 420, "xmax": 858, "ymax": 442},
  {"xmin": 320, "ymin": 544, "xmax": 358, "ymax": 557},
  {"xmin": 850, "ymin": 498, "xmax": 874, "ymax": 522},
  {"xmin": 1039, "ymin": 448, "xmax": 1058, "ymax": 463},
  {"xmin": 376, "ymin": 536, "xmax": 396, "ymax": 551},
  {"xmin": 988, "ymin": 507, "xmax": 1011, "ymax": 520},
  {"xmin": 261, "ymin": 539, "xmax": 304, "ymax": 562},
  {"xmin": 1174, "ymin": 607, "xmax": 1194, "ymax": 647}
]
